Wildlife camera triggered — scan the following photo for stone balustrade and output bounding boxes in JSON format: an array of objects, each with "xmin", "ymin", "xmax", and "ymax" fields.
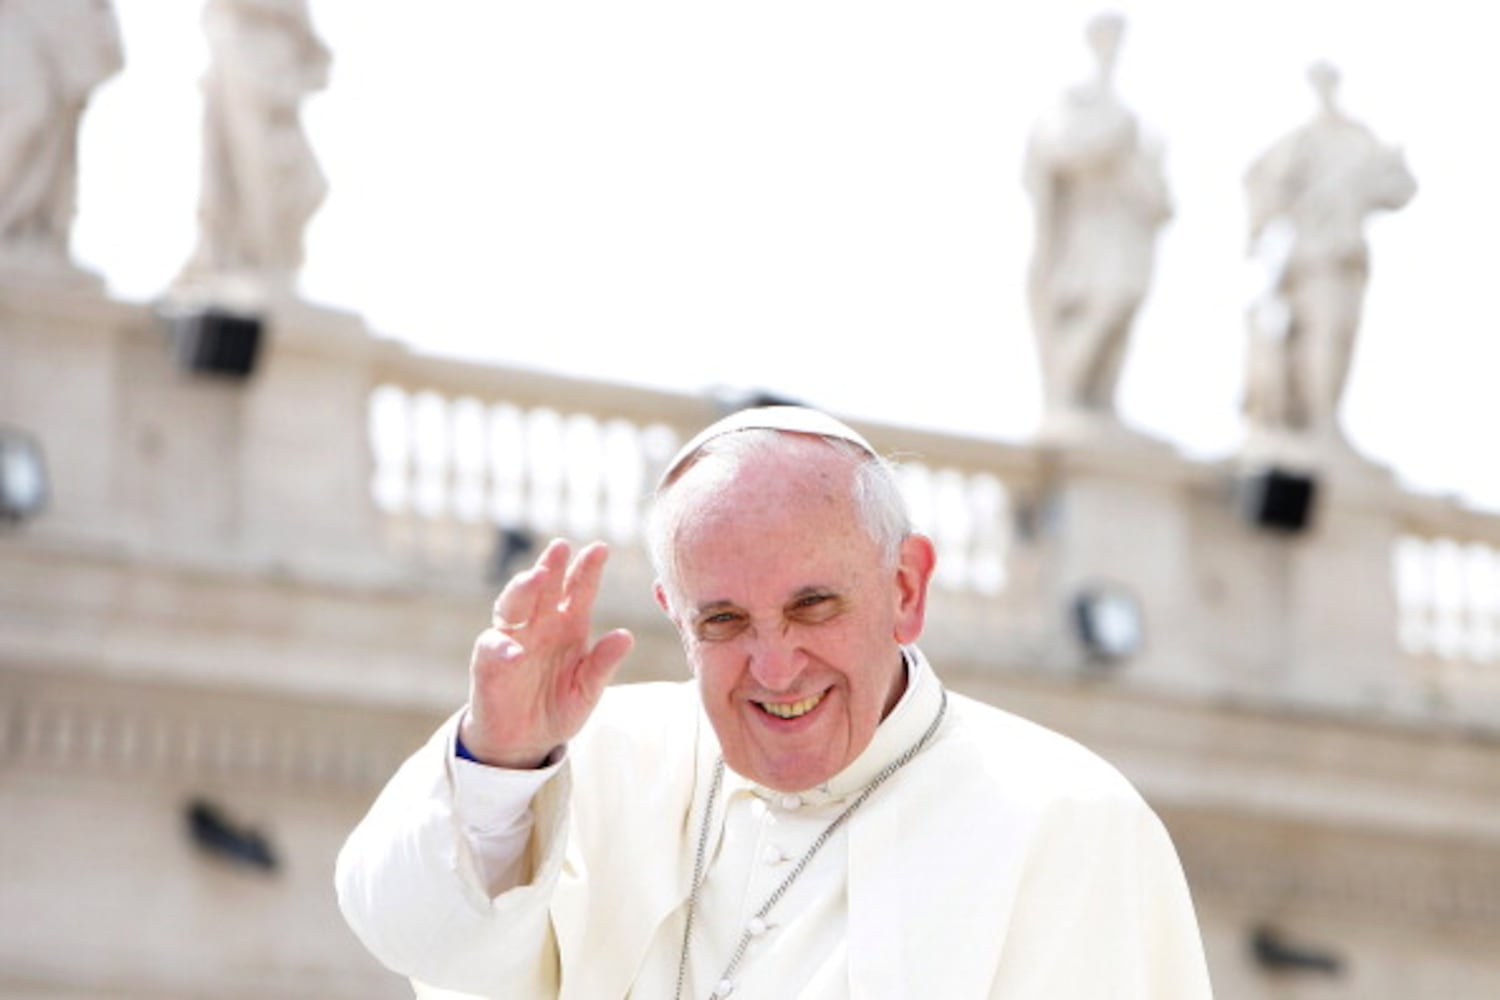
[
  {"xmin": 5, "ymin": 289, "xmax": 1499, "ymax": 726},
  {"xmin": 361, "ymin": 335, "xmax": 1500, "ymax": 729},
  {"xmin": 366, "ymin": 343, "xmax": 1043, "ymax": 603},
  {"xmin": 1392, "ymin": 494, "xmax": 1500, "ymax": 691}
]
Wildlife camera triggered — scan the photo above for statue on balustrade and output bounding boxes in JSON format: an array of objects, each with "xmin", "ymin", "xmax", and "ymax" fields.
[
  {"xmin": 177, "ymin": 0, "xmax": 330, "ymax": 297},
  {"xmin": 0, "ymin": 0, "xmax": 123, "ymax": 277},
  {"xmin": 1243, "ymin": 61, "xmax": 1417, "ymax": 447},
  {"xmin": 1024, "ymin": 12, "xmax": 1172, "ymax": 430}
]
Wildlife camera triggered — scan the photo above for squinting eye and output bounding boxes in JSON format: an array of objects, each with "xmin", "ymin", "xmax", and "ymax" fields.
[
  {"xmin": 789, "ymin": 593, "xmax": 841, "ymax": 622},
  {"xmin": 695, "ymin": 612, "xmax": 748, "ymax": 641}
]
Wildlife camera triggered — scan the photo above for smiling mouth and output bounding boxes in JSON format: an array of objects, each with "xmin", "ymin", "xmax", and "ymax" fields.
[{"xmin": 757, "ymin": 692, "xmax": 824, "ymax": 720}]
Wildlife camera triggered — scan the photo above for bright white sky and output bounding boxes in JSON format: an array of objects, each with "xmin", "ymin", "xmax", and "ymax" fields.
[{"xmin": 73, "ymin": 1, "xmax": 1500, "ymax": 511}]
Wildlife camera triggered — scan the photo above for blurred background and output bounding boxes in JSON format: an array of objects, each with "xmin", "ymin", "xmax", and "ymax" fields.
[
  {"xmin": 3, "ymin": 2, "xmax": 1499, "ymax": 998},
  {"xmin": 75, "ymin": 0, "xmax": 1500, "ymax": 510}
]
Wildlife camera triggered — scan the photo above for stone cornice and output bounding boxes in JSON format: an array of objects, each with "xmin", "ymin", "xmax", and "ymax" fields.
[
  {"xmin": 1167, "ymin": 806, "xmax": 1500, "ymax": 932},
  {"xmin": 0, "ymin": 671, "xmax": 438, "ymax": 795},
  {"xmin": 948, "ymin": 669, "xmax": 1500, "ymax": 844}
]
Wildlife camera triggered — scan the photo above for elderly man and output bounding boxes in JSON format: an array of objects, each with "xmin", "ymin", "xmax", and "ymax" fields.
[{"xmin": 336, "ymin": 407, "xmax": 1212, "ymax": 999}]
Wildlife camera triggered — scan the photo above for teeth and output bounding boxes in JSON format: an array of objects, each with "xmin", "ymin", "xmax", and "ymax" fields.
[{"xmin": 760, "ymin": 694, "xmax": 823, "ymax": 719}]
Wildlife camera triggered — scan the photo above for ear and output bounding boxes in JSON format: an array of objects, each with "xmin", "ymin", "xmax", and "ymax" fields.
[
  {"xmin": 654, "ymin": 580, "xmax": 698, "ymax": 672},
  {"xmin": 892, "ymin": 534, "xmax": 937, "ymax": 645}
]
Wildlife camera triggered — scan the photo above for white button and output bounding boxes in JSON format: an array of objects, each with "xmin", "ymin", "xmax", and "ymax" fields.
[
  {"xmin": 779, "ymin": 794, "xmax": 802, "ymax": 810},
  {"xmin": 714, "ymin": 979, "xmax": 734, "ymax": 997},
  {"xmin": 747, "ymin": 916, "xmax": 768, "ymax": 937},
  {"xmin": 763, "ymin": 845, "xmax": 785, "ymax": 865}
]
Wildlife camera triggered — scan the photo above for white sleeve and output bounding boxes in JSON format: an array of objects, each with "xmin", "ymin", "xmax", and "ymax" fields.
[
  {"xmin": 452, "ymin": 740, "xmax": 564, "ymax": 896},
  {"xmin": 335, "ymin": 711, "xmax": 574, "ymax": 997}
]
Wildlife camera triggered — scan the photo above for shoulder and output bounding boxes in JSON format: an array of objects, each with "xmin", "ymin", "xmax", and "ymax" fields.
[
  {"xmin": 592, "ymin": 679, "xmax": 697, "ymax": 721},
  {"xmin": 572, "ymin": 680, "xmax": 700, "ymax": 764},
  {"xmin": 939, "ymin": 690, "xmax": 1147, "ymax": 813}
]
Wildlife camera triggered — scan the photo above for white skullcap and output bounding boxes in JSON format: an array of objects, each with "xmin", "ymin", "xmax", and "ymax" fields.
[{"xmin": 658, "ymin": 406, "xmax": 879, "ymax": 489}]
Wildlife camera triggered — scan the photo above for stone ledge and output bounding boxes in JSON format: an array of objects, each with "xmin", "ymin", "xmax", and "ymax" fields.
[
  {"xmin": 1171, "ymin": 806, "xmax": 1500, "ymax": 931},
  {"xmin": 0, "ymin": 671, "xmax": 439, "ymax": 795}
]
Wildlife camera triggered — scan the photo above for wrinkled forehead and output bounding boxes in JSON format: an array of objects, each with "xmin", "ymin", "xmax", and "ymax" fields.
[{"xmin": 657, "ymin": 406, "xmax": 878, "ymax": 490}]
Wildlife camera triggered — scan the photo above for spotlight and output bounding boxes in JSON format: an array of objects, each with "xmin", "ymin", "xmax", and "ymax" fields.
[
  {"xmin": 489, "ymin": 526, "xmax": 537, "ymax": 584},
  {"xmin": 185, "ymin": 799, "xmax": 279, "ymax": 874},
  {"xmin": 164, "ymin": 306, "xmax": 265, "ymax": 378},
  {"xmin": 0, "ymin": 426, "xmax": 49, "ymax": 523},
  {"xmin": 1251, "ymin": 924, "xmax": 1343, "ymax": 976},
  {"xmin": 1071, "ymin": 582, "xmax": 1144, "ymax": 665},
  {"xmin": 1235, "ymin": 467, "xmax": 1318, "ymax": 534}
]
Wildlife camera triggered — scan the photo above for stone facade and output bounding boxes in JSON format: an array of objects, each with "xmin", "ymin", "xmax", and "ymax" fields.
[{"xmin": 3, "ymin": 282, "xmax": 1499, "ymax": 998}]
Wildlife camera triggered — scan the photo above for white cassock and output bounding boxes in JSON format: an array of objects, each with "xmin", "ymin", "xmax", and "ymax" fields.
[{"xmin": 336, "ymin": 649, "xmax": 1214, "ymax": 999}]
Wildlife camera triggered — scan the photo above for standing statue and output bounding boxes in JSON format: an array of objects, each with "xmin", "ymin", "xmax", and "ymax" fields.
[
  {"xmin": 178, "ymin": 0, "xmax": 331, "ymax": 296},
  {"xmin": 0, "ymin": 0, "xmax": 123, "ymax": 275},
  {"xmin": 1243, "ymin": 62, "xmax": 1417, "ymax": 445},
  {"xmin": 1024, "ymin": 12, "xmax": 1172, "ymax": 427}
]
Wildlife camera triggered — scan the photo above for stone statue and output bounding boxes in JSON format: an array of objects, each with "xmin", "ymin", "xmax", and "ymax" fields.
[
  {"xmin": 0, "ymin": 0, "xmax": 123, "ymax": 276},
  {"xmin": 178, "ymin": 0, "xmax": 331, "ymax": 297},
  {"xmin": 1024, "ymin": 12, "xmax": 1172, "ymax": 428},
  {"xmin": 1243, "ymin": 62, "xmax": 1417, "ymax": 445}
]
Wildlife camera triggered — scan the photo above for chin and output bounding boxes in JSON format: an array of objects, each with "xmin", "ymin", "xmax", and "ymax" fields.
[{"xmin": 742, "ymin": 755, "xmax": 839, "ymax": 793}]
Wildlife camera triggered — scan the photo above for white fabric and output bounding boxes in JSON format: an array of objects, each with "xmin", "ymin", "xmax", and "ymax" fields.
[
  {"xmin": 657, "ymin": 405, "xmax": 878, "ymax": 487},
  {"xmin": 449, "ymin": 726, "xmax": 562, "ymax": 897},
  {"xmin": 337, "ymin": 648, "xmax": 1214, "ymax": 999}
]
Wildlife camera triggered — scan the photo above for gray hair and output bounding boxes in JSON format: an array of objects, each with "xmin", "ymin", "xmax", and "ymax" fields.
[{"xmin": 647, "ymin": 428, "xmax": 912, "ymax": 607}]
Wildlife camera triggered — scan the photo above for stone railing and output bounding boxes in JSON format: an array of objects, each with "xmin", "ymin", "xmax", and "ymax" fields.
[
  {"xmin": 1392, "ymin": 493, "xmax": 1500, "ymax": 675},
  {"xmin": 365, "ymin": 341, "xmax": 1500, "ymax": 725},
  {"xmin": 366, "ymin": 343, "xmax": 1044, "ymax": 606}
]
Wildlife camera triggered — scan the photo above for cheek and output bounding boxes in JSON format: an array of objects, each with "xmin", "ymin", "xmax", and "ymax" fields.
[{"xmin": 687, "ymin": 644, "xmax": 738, "ymax": 692}]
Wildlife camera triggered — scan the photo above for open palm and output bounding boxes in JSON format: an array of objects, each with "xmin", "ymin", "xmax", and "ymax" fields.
[{"xmin": 460, "ymin": 539, "xmax": 635, "ymax": 769}]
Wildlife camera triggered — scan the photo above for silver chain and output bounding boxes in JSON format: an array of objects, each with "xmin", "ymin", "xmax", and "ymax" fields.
[
  {"xmin": 673, "ymin": 754, "xmax": 725, "ymax": 1000},
  {"xmin": 672, "ymin": 686, "xmax": 949, "ymax": 1000}
]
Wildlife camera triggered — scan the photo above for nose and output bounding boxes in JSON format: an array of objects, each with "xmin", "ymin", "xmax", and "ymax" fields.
[{"xmin": 746, "ymin": 628, "xmax": 806, "ymax": 692}]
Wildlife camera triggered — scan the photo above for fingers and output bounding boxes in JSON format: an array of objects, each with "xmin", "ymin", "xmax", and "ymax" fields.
[
  {"xmin": 578, "ymin": 628, "xmax": 634, "ymax": 700},
  {"xmin": 492, "ymin": 568, "xmax": 538, "ymax": 631},
  {"xmin": 528, "ymin": 538, "xmax": 573, "ymax": 620},
  {"xmin": 559, "ymin": 541, "xmax": 611, "ymax": 617},
  {"xmin": 467, "ymin": 540, "xmax": 631, "ymax": 762},
  {"xmin": 493, "ymin": 538, "xmax": 613, "ymax": 630},
  {"xmin": 491, "ymin": 538, "xmax": 571, "ymax": 630}
]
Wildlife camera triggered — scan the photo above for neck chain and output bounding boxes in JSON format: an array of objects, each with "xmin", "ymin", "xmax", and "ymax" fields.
[{"xmin": 672, "ymin": 686, "xmax": 948, "ymax": 1000}]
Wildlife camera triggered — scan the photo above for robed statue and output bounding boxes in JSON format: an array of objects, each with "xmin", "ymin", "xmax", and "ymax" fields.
[
  {"xmin": 1024, "ymin": 12, "xmax": 1172, "ymax": 428},
  {"xmin": 0, "ymin": 0, "xmax": 123, "ymax": 277},
  {"xmin": 177, "ymin": 0, "xmax": 331, "ymax": 296},
  {"xmin": 1243, "ymin": 61, "xmax": 1417, "ymax": 446}
]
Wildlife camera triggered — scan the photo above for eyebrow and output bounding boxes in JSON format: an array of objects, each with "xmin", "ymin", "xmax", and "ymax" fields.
[
  {"xmin": 691, "ymin": 587, "xmax": 838, "ymax": 618},
  {"xmin": 691, "ymin": 600, "xmax": 741, "ymax": 619}
]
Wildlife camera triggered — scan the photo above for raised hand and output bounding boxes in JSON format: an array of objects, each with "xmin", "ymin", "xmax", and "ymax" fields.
[{"xmin": 458, "ymin": 538, "xmax": 634, "ymax": 769}]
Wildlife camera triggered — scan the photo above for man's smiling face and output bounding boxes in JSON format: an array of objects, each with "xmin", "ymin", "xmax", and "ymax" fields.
[{"xmin": 654, "ymin": 434, "xmax": 933, "ymax": 792}]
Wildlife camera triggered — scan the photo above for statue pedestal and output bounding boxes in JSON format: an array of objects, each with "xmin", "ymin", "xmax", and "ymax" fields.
[
  {"xmin": 0, "ymin": 278, "xmax": 139, "ymax": 547},
  {"xmin": 1034, "ymin": 407, "xmax": 1180, "ymax": 457},
  {"xmin": 1020, "ymin": 431, "xmax": 1211, "ymax": 694},
  {"xmin": 1008, "ymin": 420, "xmax": 1416, "ymax": 717},
  {"xmin": 1238, "ymin": 424, "xmax": 1397, "ymax": 485},
  {"xmin": 1, "ymin": 277, "xmax": 390, "ymax": 583},
  {"xmin": 0, "ymin": 251, "xmax": 110, "ymax": 295}
]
